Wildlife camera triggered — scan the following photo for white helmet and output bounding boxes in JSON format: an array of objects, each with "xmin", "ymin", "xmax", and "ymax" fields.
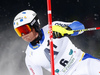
[{"xmin": 13, "ymin": 10, "xmax": 40, "ymax": 37}]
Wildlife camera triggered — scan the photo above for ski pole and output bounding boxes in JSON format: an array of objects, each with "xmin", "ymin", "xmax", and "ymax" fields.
[
  {"xmin": 47, "ymin": 0, "xmax": 55, "ymax": 75},
  {"xmin": 65, "ymin": 27, "xmax": 100, "ymax": 35},
  {"xmin": 74, "ymin": 27, "xmax": 100, "ymax": 32}
]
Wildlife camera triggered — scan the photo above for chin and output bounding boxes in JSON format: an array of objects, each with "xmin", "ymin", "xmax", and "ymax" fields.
[{"xmin": 23, "ymin": 39, "xmax": 32, "ymax": 42}]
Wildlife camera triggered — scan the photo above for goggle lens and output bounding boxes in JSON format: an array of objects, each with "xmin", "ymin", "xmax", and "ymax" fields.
[{"xmin": 15, "ymin": 25, "xmax": 31, "ymax": 37}]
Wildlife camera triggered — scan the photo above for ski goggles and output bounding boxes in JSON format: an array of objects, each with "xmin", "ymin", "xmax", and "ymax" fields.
[{"xmin": 15, "ymin": 24, "xmax": 31, "ymax": 37}]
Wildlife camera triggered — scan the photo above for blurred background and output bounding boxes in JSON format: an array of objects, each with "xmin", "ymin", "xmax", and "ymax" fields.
[{"xmin": 0, "ymin": 0, "xmax": 100, "ymax": 75}]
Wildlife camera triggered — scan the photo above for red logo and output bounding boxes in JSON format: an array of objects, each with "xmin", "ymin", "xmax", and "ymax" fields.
[{"xmin": 29, "ymin": 65, "xmax": 35, "ymax": 75}]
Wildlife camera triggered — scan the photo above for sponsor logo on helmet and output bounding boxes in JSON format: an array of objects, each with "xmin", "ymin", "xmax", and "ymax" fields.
[
  {"xmin": 32, "ymin": 13, "xmax": 36, "ymax": 17},
  {"xmin": 14, "ymin": 17, "xmax": 23, "ymax": 21},
  {"xmin": 20, "ymin": 19, "xmax": 23, "ymax": 22},
  {"xmin": 14, "ymin": 16, "xmax": 27, "ymax": 26},
  {"xmin": 14, "ymin": 16, "xmax": 27, "ymax": 22},
  {"xmin": 24, "ymin": 16, "xmax": 27, "ymax": 19},
  {"xmin": 22, "ymin": 12, "xmax": 26, "ymax": 14},
  {"xmin": 14, "ymin": 22, "xmax": 15, "ymax": 25},
  {"xmin": 16, "ymin": 22, "xmax": 19, "ymax": 25}
]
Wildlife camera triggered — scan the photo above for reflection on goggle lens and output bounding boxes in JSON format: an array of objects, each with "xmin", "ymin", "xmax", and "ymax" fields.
[{"xmin": 15, "ymin": 24, "xmax": 31, "ymax": 37}]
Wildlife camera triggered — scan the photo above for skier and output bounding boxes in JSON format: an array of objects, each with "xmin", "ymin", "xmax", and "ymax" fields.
[{"xmin": 13, "ymin": 10, "xmax": 100, "ymax": 75}]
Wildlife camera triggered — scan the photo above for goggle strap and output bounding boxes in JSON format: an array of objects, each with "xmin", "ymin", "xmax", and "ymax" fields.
[{"xmin": 30, "ymin": 16, "xmax": 38, "ymax": 26}]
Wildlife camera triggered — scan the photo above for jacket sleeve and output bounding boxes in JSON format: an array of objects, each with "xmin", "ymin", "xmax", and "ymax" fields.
[
  {"xmin": 52, "ymin": 21, "xmax": 85, "ymax": 36},
  {"xmin": 25, "ymin": 55, "xmax": 43, "ymax": 75}
]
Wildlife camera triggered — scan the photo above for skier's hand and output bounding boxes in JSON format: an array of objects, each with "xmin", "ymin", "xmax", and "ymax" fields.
[
  {"xmin": 52, "ymin": 25, "xmax": 74, "ymax": 38},
  {"xmin": 53, "ymin": 31, "xmax": 62, "ymax": 38}
]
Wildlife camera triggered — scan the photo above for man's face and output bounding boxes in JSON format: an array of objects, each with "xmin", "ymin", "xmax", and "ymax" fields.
[{"xmin": 21, "ymin": 28, "xmax": 39, "ymax": 42}]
